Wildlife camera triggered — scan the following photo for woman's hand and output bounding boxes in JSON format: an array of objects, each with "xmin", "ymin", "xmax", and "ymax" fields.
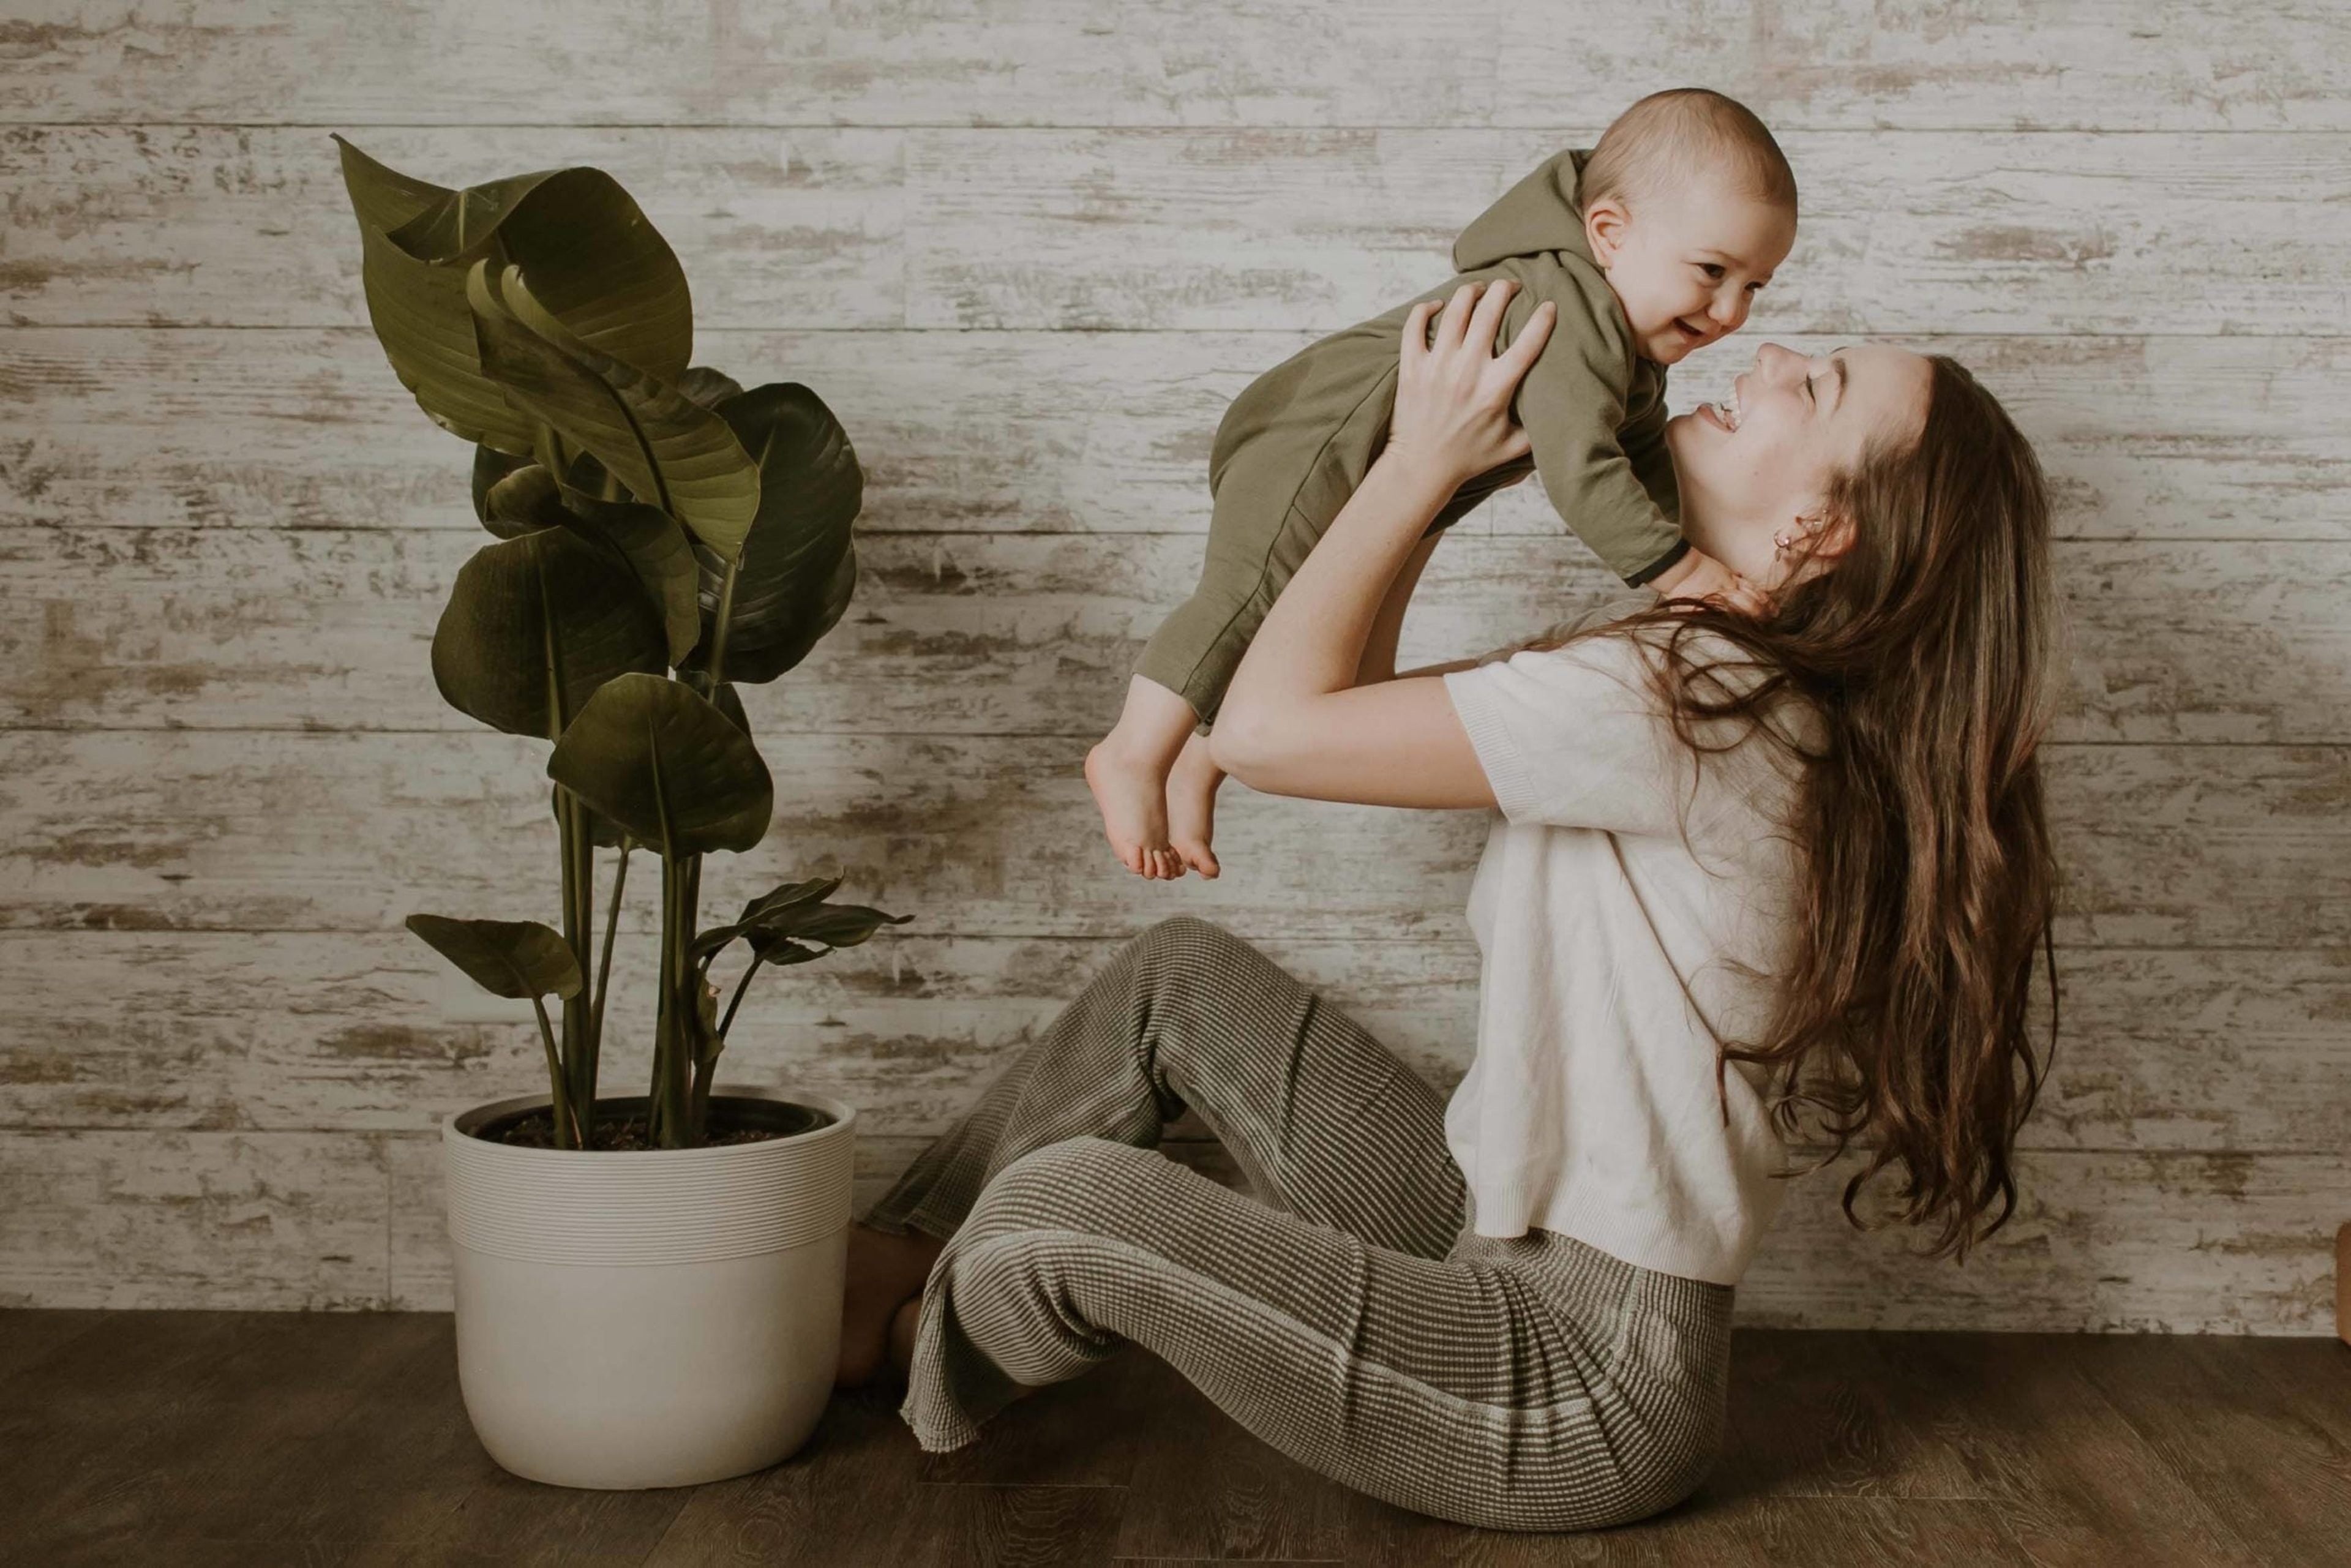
[{"xmin": 1384, "ymin": 279, "xmax": 1555, "ymax": 494}]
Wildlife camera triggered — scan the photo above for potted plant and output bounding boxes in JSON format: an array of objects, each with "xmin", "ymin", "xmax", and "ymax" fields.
[{"xmin": 334, "ymin": 134, "xmax": 907, "ymax": 1489}]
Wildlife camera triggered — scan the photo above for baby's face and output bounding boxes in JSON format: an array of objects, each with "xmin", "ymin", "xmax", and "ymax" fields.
[{"xmin": 1583, "ymin": 179, "xmax": 1796, "ymax": 367}]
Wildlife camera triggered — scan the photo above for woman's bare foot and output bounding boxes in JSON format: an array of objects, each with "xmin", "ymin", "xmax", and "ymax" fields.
[
  {"xmin": 885, "ymin": 1290, "xmax": 1039, "ymax": 1403},
  {"xmin": 837, "ymin": 1222, "xmax": 947, "ymax": 1388},
  {"xmin": 886, "ymin": 1296, "xmax": 921, "ymax": 1378},
  {"xmin": 1086, "ymin": 677, "xmax": 1202, "ymax": 880}
]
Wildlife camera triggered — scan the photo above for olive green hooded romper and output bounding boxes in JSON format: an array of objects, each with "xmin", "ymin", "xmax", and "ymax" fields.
[{"xmin": 1134, "ymin": 147, "xmax": 1688, "ymax": 725}]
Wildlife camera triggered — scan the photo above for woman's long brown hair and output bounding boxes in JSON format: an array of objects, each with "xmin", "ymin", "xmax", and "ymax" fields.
[{"xmin": 1532, "ymin": 354, "xmax": 2064, "ymax": 1264}]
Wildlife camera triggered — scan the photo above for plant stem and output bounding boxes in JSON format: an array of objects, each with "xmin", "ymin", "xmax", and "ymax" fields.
[
  {"xmin": 575, "ymin": 800, "xmax": 596, "ymax": 1119},
  {"xmin": 683, "ymin": 854, "xmax": 707, "ymax": 1141},
  {"xmin": 650, "ymin": 855, "xmax": 672, "ymax": 1145},
  {"xmin": 552, "ymin": 787, "xmax": 598, "ymax": 1147},
  {"xmin": 538, "ymin": 522, "xmax": 599, "ymax": 1149},
  {"xmin": 592, "ymin": 839, "xmax": 629, "ymax": 1070},
  {"xmin": 719, "ymin": 950, "xmax": 765, "ymax": 1039},
  {"xmin": 681, "ymin": 557, "xmax": 736, "ymax": 1142},
  {"xmin": 708, "ymin": 560, "xmax": 740, "ymax": 689},
  {"xmin": 675, "ymin": 855, "xmax": 699, "ymax": 1142},
  {"xmin": 651, "ymin": 852, "xmax": 700, "ymax": 1148},
  {"xmin": 690, "ymin": 1049, "xmax": 713, "ymax": 1133},
  {"xmin": 529, "ymin": 993, "xmax": 580, "ymax": 1149}
]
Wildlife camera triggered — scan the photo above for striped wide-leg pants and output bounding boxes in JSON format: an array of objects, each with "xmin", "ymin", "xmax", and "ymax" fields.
[{"xmin": 858, "ymin": 915, "xmax": 1736, "ymax": 1532}]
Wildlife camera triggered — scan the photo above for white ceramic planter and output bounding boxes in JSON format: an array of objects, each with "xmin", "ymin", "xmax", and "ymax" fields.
[{"xmin": 442, "ymin": 1083, "xmax": 857, "ymax": 1489}]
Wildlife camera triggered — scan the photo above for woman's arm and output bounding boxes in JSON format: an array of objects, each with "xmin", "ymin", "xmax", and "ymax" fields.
[
  {"xmin": 1210, "ymin": 280, "xmax": 1556, "ymax": 808},
  {"xmin": 1353, "ymin": 532, "xmax": 1442, "ymax": 686},
  {"xmin": 1209, "ymin": 457, "xmax": 1496, "ymax": 807}
]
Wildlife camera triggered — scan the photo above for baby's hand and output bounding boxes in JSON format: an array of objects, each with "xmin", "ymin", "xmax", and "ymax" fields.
[{"xmin": 1652, "ymin": 547, "xmax": 1772, "ymax": 618}]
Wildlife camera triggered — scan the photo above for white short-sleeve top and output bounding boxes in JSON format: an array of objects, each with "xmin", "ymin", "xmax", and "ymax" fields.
[{"xmin": 1438, "ymin": 609, "xmax": 1817, "ymax": 1285}]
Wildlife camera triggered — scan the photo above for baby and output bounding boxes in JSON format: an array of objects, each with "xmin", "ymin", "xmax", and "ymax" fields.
[{"xmin": 1086, "ymin": 88, "xmax": 1799, "ymax": 879}]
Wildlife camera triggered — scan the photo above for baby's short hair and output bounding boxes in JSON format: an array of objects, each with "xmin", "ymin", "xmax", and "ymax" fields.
[{"xmin": 1577, "ymin": 88, "xmax": 1797, "ymax": 220}]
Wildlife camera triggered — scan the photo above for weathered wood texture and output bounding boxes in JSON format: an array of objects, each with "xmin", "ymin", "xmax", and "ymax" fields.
[
  {"xmin": 9, "ymin": 933, "xmax": 2345, "ymax": 1152},
  {"xmin": 9, "ymin": 331, "xmax": 2345, "ymax": 542},
  {"xmin": 2, "ymin": 1126, "xmax": 2341, "ymax": 1334},
  {"xmin": 6, "ymin": 128, "xmax": 2349, "ymax": 333},
  {"xmin": 1, "ymin": 2, "xmax": 2345, "ymax": 129},
  {"xmin": 5, "ymin": 732, "xmax": 2345, "ymax": 948},
  {"xmin": 2, "ymin": 4, "xmax": 2345, "ymax": 1328},
  {"xmin": 10, "ymin": 526, "xmax": 2351, "ymax": 743}
]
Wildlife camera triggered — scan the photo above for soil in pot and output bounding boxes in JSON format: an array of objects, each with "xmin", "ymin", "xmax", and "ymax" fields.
[{"xmin": 475, "ymin": 1095, "xmax": 836, "ymax": 1150}]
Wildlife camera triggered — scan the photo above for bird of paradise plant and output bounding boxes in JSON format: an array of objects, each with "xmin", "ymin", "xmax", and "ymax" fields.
[{"xmin": 335, "ymin": 135, "xmax": 906, "ymax": 1150}]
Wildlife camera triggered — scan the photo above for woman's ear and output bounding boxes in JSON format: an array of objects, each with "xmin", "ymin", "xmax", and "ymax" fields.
[
  {"xmin": 1810, "ymin": 509, "xmax": 1856, "ymax": 562},
  {"xmin": 1583, "ymin": 198, "xmax": 1630, "ymax": 268},
  {"xmin": 1762, "ymin": 506, "xmax": 1851, "ymax": 594},
  {"xmin": 1783, "ymin": 507, "xmax": 1854, "ymax": 587}
]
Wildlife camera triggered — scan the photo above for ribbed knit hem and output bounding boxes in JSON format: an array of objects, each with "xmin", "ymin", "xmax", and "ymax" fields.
[{"xmin": 1621, "ymin": 535, "xmax": 1692, "ymax": 590}]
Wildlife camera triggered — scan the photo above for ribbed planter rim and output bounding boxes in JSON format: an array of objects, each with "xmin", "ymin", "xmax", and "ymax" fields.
[{"xmin": 443, "ymin": 1084, "xmax": 859, "ymax": 1265}]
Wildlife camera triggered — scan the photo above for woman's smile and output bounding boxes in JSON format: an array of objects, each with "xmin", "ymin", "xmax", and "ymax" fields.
[{"xmin": 1695, "ymin": 373, "xmax": 1746, "ymax": 433}]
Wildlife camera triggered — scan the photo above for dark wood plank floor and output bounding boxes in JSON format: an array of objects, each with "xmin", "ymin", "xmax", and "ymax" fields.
[{"xmin": 3, "ymin": 1310, "xmax": 2347, "ymax": 1566}]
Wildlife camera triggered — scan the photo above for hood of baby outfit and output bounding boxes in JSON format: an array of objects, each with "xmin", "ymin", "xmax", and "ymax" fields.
[{"xmin": 1451, "ymin": 147, "xmax": 1598, "ymax": 272}]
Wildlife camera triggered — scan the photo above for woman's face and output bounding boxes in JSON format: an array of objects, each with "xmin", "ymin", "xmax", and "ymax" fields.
[{"xmin": 1664, "ymin": 342, "xmax": 1935, "ymax": 585}]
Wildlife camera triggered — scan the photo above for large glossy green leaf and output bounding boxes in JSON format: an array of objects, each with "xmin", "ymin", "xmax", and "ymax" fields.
[
  {"xmin": 467, "ymin": 260, "xmax": 760, "ymax": 562},
  {"xmin": 548, "ymin": 479, "xmax": 703, "ymax": 667},
  {"xmin": 475, "ymin": 463, "xmax": 696, "ymax": 668},
  {"xmin": 333, "ymin": 138, "xmax": 694, "ymax": 456},
  {"xmin": 681, "ymin": 383, "xmax": 864, "ymax": 685},
  {"xmin": 335, "ymin": 140, "xmax": 549, "ymax": 454},
  {"xmin": 405, "ymin": 914, "xmax": 583, "ymax": 1000},
  {"xmin": 382, "ymin": 165, "xmax": 693, "ymax": 384},
  {"xmin": 700, "ymin": 543, "xmax": 857, "ymax": 687},
  {"xmin": 546, "ymin": 672, "xmax": 772, "ymax": 857},
  {"xmin": 555, "ymin": 678, "xmax": 742, "ymax": 849},
  {"xmin": 430, "ymin": 527, "xmax": 667, "ymax": 741}
]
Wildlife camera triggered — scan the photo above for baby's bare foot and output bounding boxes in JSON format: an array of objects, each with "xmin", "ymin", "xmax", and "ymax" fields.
[
  {"xmin": 838, "ymin": 1223, "xmax": 946, "ymax": 1388},
  {"xmin": 1086, "ymin": 738, "xmax": 1182, "ymax": 880},
  {"xmin": 1087, "ymin": 679, "xmax": 1202, "ymax": 881},
  {"xmin": 1166, "ymin": 732, "xmax": 1225, "ymax": 879}
]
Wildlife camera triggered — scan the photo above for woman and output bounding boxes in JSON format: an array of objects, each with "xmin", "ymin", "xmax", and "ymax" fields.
[{"xmin": 834, "ymin": 279, "xmax": 2061, "ymax": 1532}]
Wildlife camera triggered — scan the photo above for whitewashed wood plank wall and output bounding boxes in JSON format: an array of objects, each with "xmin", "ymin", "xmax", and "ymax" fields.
[{"xmin": 2, "ymin": 1, "xmax": 2345, "ymax": 1333}]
